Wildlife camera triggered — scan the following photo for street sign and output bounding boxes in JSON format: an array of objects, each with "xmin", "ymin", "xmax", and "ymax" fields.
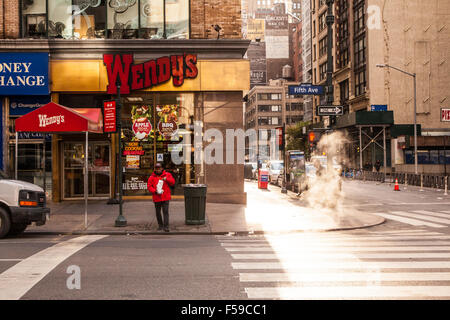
[
  {"xmin": 103, "ymin": 100, "xmax": 117, "ymax": 133},
  {"xmin": 371, "ymin": 104, "xmax": 388, "ymax": 112},
  {"xmin": 316, "ymin": 105, "xmax": 344, "ymax": 116},
  {"xmin": 288, "ymin": 84, "xmax": 324, "ymax": 95},
  {"xmin": 441, "ymin": 108, "xmax": 450, "ymax": 122}
]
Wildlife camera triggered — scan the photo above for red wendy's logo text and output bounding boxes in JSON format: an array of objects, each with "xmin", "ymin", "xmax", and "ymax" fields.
[{"xmin": 103, "ymin": 53, "xmax": 198, "ymax": 94}]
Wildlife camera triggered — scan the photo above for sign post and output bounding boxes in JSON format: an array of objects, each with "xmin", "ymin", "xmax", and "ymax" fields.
[{"xmin": 114, "ymin": 85, "xmax": 127, "ymax": 227}]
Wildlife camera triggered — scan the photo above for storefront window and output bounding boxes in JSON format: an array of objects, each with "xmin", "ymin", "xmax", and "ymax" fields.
[
  {"xmin": 165, "ymin": 0, "xmax": 189, "ymax": 39},
  {"xmin": 107, "ymin": 0, "xmax": 139, "ymax": 39},
  {"xmin": 22, "ymin": 0, "xmax": 189, "ymax": 39},
  {"xmin": 140, "ymin": 0, "xmax": 164, "ymax": 39},
  {"xmin": 120, "ymin": 92, "xmax": 195, "ymax": 196},
  {"xmin": 22, "ymin": 0, "xmax": 47, "ymax": 38}
]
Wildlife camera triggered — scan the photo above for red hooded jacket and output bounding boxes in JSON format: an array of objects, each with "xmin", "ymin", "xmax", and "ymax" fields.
[{"xmin": 147, "ymin": 170, "xmax": 176, "ymax": 202}]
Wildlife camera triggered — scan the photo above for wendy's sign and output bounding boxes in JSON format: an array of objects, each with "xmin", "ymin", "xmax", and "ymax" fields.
[{"xmin": 103, "ymin": 53, "xmax": 198, "ymax": 94}]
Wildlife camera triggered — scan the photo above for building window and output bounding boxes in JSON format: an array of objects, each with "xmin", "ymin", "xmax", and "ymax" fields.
[
  {"xmin": 319, "ymin": 62, "xmax": 327, "ymax": 81},
  {"xmin": 355, "ymin": 69, "xmax": 366, "ymax": 96},
  {"xmin": 22, "ymin": 0, "xmax": 189, "ymax": 39},
  {"xmin": 22, "ymin": 0, "xmax": 47, "ymax": 38},
  {"xmin": 319, "ymin": 12, "xmax": 326, "ymax": 33},
  {"xmin": 339, "ymin": 79, "xmax": 349, "ymax": 103},
  {"xmin": 354, "ymin": 35, "xmax": 366, "ymax": 69},
  {"xmin": 290, "ymin": 103, "xmax": 303, "ymax": 111},
  {"xmin": 319, "ymin": 36, "xmax": 327, "ymax": 58},
  {"xmin": 354, "ymin": 1, "xmax": 365, "ymax": 36}
]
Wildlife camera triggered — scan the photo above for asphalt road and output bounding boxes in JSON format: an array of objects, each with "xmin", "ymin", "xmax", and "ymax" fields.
[{"xmin": 0, "ymin": 180, "xmax": 450, "ymax": 300}]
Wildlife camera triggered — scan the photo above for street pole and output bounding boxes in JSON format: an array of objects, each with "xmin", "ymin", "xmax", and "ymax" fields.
[
  {"xmin": 281, "ymin": 123, "xmax": 287, "ymax": 193},
  {"xmin": 326, "ymin": 0, "xmax": 335, "ymax": 128},
  {"xmin": 115, "ymin": 84, "xmax": 127, "ymax": 227},
  {"xmin": 413, "ymin": 74, "xmax": 418, "ymax": 175}
]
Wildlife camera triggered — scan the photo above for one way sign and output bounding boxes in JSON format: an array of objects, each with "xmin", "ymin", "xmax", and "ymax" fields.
[{"xmin": 316, "ymin": 105, "xmax": 344, "ymax": 116}]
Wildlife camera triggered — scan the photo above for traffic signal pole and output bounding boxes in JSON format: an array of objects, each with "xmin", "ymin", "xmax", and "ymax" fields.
[{"xmin": 326, "ymin": 0, "xmax": 335, "ymax": 129}]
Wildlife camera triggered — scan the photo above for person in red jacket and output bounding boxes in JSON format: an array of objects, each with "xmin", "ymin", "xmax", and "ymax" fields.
[{"xmin": 147, "ymin": 163, "xmax": 175, "ymax": 232}]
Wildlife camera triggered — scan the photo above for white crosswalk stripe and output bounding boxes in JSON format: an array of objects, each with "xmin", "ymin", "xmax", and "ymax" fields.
[
  {"xmin": 371, "ymin": 210, "xmax": 450, "ymax": 228},
  {"xmin": 218, "ymin": 231, "xmax": 450, "ymax": 299}
]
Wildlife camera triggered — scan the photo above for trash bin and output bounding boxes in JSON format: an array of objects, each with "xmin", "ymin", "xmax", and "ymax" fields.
[{"xmin": 183, "ymin": 184, "xmax": 207, "ymax": 225}]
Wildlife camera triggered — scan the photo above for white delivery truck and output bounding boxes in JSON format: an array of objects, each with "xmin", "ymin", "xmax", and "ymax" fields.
[{"xmin": 0, "ymin": 171, "xmax": 50, "ymax": 238}]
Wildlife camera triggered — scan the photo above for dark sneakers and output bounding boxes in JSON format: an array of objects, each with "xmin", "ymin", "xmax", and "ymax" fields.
[
  {"xmin": 164, "ymin": 227, "xmax": 169, "ymax": 232},
  {"xmin": 157, "ymin": 226, "xmax": 164, "ymax": 231}
]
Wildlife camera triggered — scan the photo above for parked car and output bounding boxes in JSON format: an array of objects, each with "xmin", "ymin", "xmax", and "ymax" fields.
[
  {"xmin": 0, "ymin": 171, "xmax": 50, "ymax": 238},
  {"xmin": 267, "ymin": 160, "xmax": 284, "ymax": 184}
]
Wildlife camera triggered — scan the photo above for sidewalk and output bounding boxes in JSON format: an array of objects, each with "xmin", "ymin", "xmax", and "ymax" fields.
[{"xmin": 25, "ymin": 181, "xmax": 384, "ymax": 235}]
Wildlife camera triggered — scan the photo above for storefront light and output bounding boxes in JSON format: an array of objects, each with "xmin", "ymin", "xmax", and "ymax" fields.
[{"xmin": 127, "ymin": 97, "xmax": 144, "ymax": 102}]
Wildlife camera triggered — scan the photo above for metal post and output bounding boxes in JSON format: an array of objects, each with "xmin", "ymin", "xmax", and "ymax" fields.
[
  {"xmin": 43, "ymin": 137, "xmax": 46, "ymax": 194},
  {"xmin": 420, "ymin": 174, "xmax": 424, "ymax": 192},
  {"xmin": 383, "ymin": 126, "xmax": 386, "ymax": 183},
  {"xmin": 15, "ymin": 133, "xmax": 18, "ymax": 180},
  {"xmin": 115, "ymin": 84, "xmax": 127, "ymax": 227},
  {"xmin": 413, "ymin": 74, "xmax": 418, "ymax": 175},
  {"xmin": 281, "ymin": 123, "xmax": 287, "ymax": 194},
  {"xmin": 359, "ymin": 127, "xmax": 362, "ymax": 170},
  {"xmin": 325, "ymin": 0, "xmax": 335, "ymax": 127},
  {"xmin": 163, "ymin": 0, "xmax": 167, "ymax": 39},
  {"xmin": 84, "ymin": 131, "xmax": 88, "ymax": 229},
  {"xmin": 444, "ymin": 176, "xmax": 448, "ymax": 196}
]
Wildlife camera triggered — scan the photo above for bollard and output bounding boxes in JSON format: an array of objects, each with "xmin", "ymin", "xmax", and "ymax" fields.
[
  {"xmin": 445, "ymin": 177, "xmax": 448, "ymax": 196},
  {"xmin": 420, "ymin": 174, "xmax": 424, "ymax": 192},
  {"xmin": 404, "ymin": 174, "xmax": 408, "ymax": 190}
]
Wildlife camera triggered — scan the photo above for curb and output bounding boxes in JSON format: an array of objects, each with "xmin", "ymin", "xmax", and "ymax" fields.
[{"xmin": 22, "ymin": 217, "xmax": 386, "ymax": 236}]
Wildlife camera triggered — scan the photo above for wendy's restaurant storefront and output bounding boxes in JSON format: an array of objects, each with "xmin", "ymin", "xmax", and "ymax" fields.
[
  {"xmin": 10, "ymin": 39, "xmax": 250, "ymax": 204},
  {"xmin": 0, "ymin": 52, "xmax": 53, "ymax": 196}
]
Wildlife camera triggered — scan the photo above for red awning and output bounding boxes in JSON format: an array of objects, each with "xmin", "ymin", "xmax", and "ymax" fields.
[{"xmin": 15, "ymin": 102, "xmax": 103, "ymax": 133}]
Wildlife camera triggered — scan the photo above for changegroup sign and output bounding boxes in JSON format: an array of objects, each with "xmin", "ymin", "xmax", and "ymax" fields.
[{"xmin": 0, "ymin": 53, "xmax": 49, "ymax": 95}]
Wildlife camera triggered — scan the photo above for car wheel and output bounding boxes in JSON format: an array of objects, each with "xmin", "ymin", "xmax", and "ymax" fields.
[
  {"xmin": 7, "ymin": 223, "xmax": 28, "ymax": 236},
  {"xmin": 0, "ymin": 207, "xmax": 12, "ymax": 239}
]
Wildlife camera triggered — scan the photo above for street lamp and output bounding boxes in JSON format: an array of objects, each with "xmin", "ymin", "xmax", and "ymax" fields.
[{"xmin": 376, "ymin": 63, "xmax": 418, "ymax": 174}]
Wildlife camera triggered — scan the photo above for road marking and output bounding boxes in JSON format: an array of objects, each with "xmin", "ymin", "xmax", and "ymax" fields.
[
  {"xmin": 391, "ymin": 211, "xmax": 450, "ymax": 225},
  {"xmin": 231, "ymin": 261, "xmax": 450, "ymax": 269},
  {"xmin": 239, "ymin": 272, "xmax": 450, "ymax": 282},
  {"xmin": 231, "ymin": 252, "xmax": 450, "ymax": 260},
  {"xmin": 0, "ymin": 235, "xmax": 107, "ymax": 300},
  {"xmin": 245, "ymin": 286, "xmax": 450, "ymax": 299},
  {"xmin": 413, "ymin": 210, "xmax": 450, "ymax": 219},
  {"xmin": 367, "ymin": 230, "xmax": 436, "ymax": 234},
  {"xmin": 224, "ymin": 246, "xmax": 450, "ymax": 252},
  {"xmin": 223, "ymin": 235, "xmax": 450, "ymax": 242},
  {"xmin": 374, "ymin": 213, "xmax": 447, "ymax": 228},
  {"xmin": 0, "ymin": 259, "xmax": 23, "ymax": 262}
]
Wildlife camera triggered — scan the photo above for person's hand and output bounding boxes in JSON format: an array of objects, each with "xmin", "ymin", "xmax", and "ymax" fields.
[{"xmin": 162, "ymin": 177, "xmax": 167, "ymax": 181}]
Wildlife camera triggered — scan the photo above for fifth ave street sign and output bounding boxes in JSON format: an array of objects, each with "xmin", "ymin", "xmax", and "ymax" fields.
[
  {"xmin": 288, "ymin": 84, "xmax": 324, "ymax": 95},
  {"xmin": 317, "ymin": 105, "xmax": 344, "ymax": 116}
]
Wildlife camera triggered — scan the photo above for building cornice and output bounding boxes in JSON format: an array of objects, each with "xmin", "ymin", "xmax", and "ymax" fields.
[{"xmin": 0, "ymin": 39, "xmax": 251, "ymax": 60}]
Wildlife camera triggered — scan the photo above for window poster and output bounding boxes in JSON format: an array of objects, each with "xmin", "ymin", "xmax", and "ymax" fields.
[
  {"xmin": 156, "ymin": 104, "xmax": 179, "ymax": 141},
  {"xmin": 131, "ymin": 105, "xmax": 153, "ymax": 141},
  {"xmin": 126, "ymin": 155, "xmax": 140, "ymax": 169}
]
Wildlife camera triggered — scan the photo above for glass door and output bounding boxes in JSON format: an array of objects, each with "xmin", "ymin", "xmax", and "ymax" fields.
[{"xmin": 63, "ymin": 142, "xmax": 110, "ymax": 199}]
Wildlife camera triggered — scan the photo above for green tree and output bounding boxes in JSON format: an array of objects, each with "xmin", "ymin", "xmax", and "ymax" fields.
[{"xmin": 286, "ymin": 121, "xmax": 311, "ymax": 158}]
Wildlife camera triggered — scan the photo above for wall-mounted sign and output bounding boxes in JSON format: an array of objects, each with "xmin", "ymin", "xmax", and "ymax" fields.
[
  {"xmin": 9, "ymin": 96, "xmax": 51, "ymax": 116},
  {"xmin": 441, "ymin": 108, "xmax": 450, "ymax": 122},
  {"xmin": 103, "ymin": 53, "xmax": 198, "ymax": 94},
  {"xmin": 289, "ymin": 84, "xmax": 324, "ymax": 95},
  {"xmin": 371, "ymin": 105, "xmax": 388, "ymax": 112},
  {"xmin": 0, "ymin": 53, "xmax": 49, "ymax": 95},
  {"xmin": 123, "ymin": 176, "xmax": 148, "ymax": 191},
  {"xmin": 103, "ymin": 100, "xmax": 117, "ymax": 133}
]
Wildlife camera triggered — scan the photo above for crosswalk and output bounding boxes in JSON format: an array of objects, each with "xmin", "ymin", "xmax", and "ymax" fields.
[
  {"xmin": 217, "ymin": 230, "xmax": 450, "ymax": 299},
  {"xmin": 372, "ymin": 210, "xmax": 450, "ymax": 228}
]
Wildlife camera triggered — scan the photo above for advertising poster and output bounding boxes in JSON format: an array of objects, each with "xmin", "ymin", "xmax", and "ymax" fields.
[
  {"xmin": 131, "ymin": 105, "xmax": 153, "ymax": 141},
  {"xmin": 156, "ymin": 104, "xmax": 179, "ymax": 141},
  {"xmin": 126, "ymin": 155, "xmax": 140, "ymax": 169}
]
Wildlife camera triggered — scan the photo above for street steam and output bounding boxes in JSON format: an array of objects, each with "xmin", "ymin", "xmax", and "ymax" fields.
[{"xmin": 301, "ymin": 131, "xmax": 349, "ymax": 220}]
